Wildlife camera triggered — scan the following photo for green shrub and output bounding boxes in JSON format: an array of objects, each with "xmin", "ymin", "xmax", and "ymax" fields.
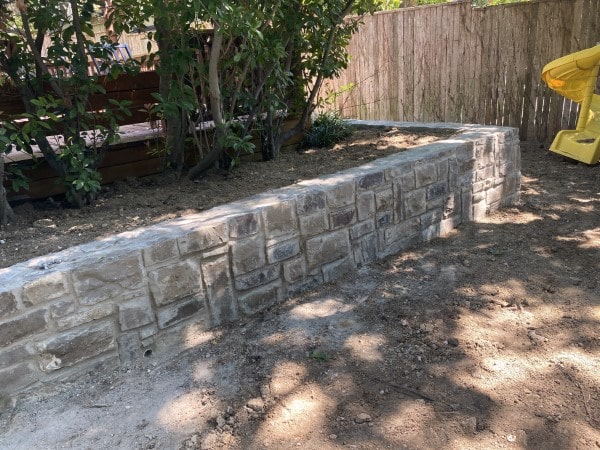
[{"xmin": 302, "ymin": 112, "xmax": 353, "ymax": 149}]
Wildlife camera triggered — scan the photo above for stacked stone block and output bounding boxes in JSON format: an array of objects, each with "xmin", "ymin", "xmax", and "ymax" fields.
[{"xmin": 0, "ymin": 122, "xmax": 521, "ymax": 397}]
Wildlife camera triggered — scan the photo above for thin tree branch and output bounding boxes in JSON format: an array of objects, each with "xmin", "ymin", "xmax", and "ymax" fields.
[{"xmin": 18, "ymin": 10, "xmax": 65, "ymax": 100}]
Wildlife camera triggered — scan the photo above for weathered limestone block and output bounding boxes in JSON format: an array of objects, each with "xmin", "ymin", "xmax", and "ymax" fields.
[
  {"xmin": 234, "ymin": 265, "xmax": 281, "ymax": 291},
  {"xmin": 357, "ymin": 171, "xmax": 384, "ymax": 190},
  {"xmin": 266, "ymin": 238, "xmax": 300, "ymax": 264},
  {"xmin": 0, "ymin": 291, "xmax": 18, "ymax": 319},
  {"xmin": 283, "ymin": 257, "xmax": 307, "ymax": 283},
  {"xmin": 262, "ymin": 201, "xmax": 297, "ymax": 239},
  {"xmin": 353, "ymin": 233, "xmax": 377, "ymax": 266},
  {"xmin": 119, "ymin": 296, "xmax": 155, "ymax": 331},
  {"xmin": 394, "ymin": 166, "xmax": 416, "ymax": 191},
  {"xmin": 232, "ymin": 236, "xmax": 266, "ymax": 275},
  {"xmin": 55, "ymin": 303, "xmax": 115, "ymax": 330},
  {"xmin": 448, "ymin": 157, "xmax": 459, "ymax": 189},
  {"xmin": 498, "ymin": 161, "xmax": 513, "ymax": 177},
  {"xmin": 486, "ymin": 184, "xmax": 504, "ymax": 206},
  {"xmin": 34, "ymin": 321, "xmax": 115, "ymax": 371},
  {"xmin": 238, "ymin": 283, "xmax": 281, "ymax": 316},
  {"xmin": 375, "ymin": 188, "xmax": 394, "ymax": 212},
  {"xmin": 296, "ymin": 190, "xmax": 326, "ymax": 214},
  {"xmin": 139, "ymin": 324, "xmax": 158, "ymax": 340},
  {"xmin": 403, "ymin": 189, "xmax": 427, "ymax": 218},
  {"xmin": 426, "ymin": 181, "xmax": 448, "ymax": 201},
  {"xmin": 422, "ymin": 223, "xmax": 441, "ymax": 242},
  {"xmin": 306, "ymin": 230, "xmax": 350, "ymax": 269},
  {"xmin": 461, "ymin": 191, "xmax": 474, "ymax": 221},
  {"xmin": 385, "ymin": 163, "xmax": 412, "ymax": 184},
  {"xmin": 0, "ymin": 343, "xmax": 33, "ymax": 369},
  {"xmin": 326, "ymin": 181, "xmax": 355, "ymax": 208},
  {"xmin": 427, "ymin": 182, "xmax": 449, "ymax": 210},
  {"xmin": 0, "ymin": 362, "xmax": 38, "ymax": 393},
  {"xmin": 436, "ymin": 158, "xmax": 449, "ymax": 180},
  {"xmin": 0, "ymin": 309, "xmax": 48, "ymax": 347},
  {"xmin": 49, "ymin": 300, "xmax": 76, "ymax": 319},
  {"xmin": 287, "ymin": 274, "xmax": 323, "ymax": 296},
  {"xmin": 156, "ymin": 296, "xmax": 207, "ymax": 329},
  {"xmin": 473, "ymin": 198, "xmax": 488, "ymax": 220},
  {"xmin": 378, "ymin": 233, "xmax": 421, "ymax": 258},
  {"xmin": 458, "ymin": 170, "xmax": 475, "ymax": 187},
  {"xmin": 383, "ymin": 217, "xmax": 421, "ymax": 246},
  {"xmin": 116, "ymin": 332, "xmax": 142, "ymax": 364},
  {"xmin": 503, "ymin": 172, "xmax": 521, "ymax": 202},
  {"xmin": 350, "ymin": 220, "xmax": 375, "ymax": 240},
  {"xmin": 456, "ymin": 143, "xmax": 476, "ymax": 173},
  {"xmin": 72, "ymin": 254, "xmax": 144, "ymax": 305},
  {"xmin": 475, "ymin": 136, "xmax": 495, "ymax": 167},
  {"xmin": 330, "ymin": 207, "xmax": 356, "ymax": 229},
  {"xmin": 22, "ymin": 272, "xmax": 71, "ymax": 308},
  {"xmin": 414, "ymin": 161, "xmax": 438, "ymax": 187},
  {"xmin": 357, "ymin": 191, "xmax": 375, "ymax": 221},
  {"xmin": 299, "ymin": 211, "xmax": 328, "ymax": 236},
  {"xmin": 376, "ymin": 211, "xmax": 393, "ymax": 228},
  {"xmin": 322, "ymin": 257, "xmax": 355, "ymax": 282},
  {"xmin": 472, "ymin": 180, "xmax": 487, "ymax": 194},
  {"xmin": 472, "ymin": 190, "xmax": 486, "ymax": 204},
  {"xmin": 148, "ymin": 260, "xmax": 202, "ymax": 306},
  {"xmin": 178, "ymin": 222, "xmax": 228, "ymax": 255},
  {"xmin": 229, "ymin": 213, "xmax": 259, "ymax": 239},
  {"xmin": 476, "ymin": 166, "xmax": 495, "ymax": 182},
  {"xmin": 443, "ymin": 193, "xmax": 461, "ymax": 218},
  {"xmin": 202, "ymin": 255, "xmax": 237, "ymax": 324},
  {"xmin": 142, "ymin": 239, "xmax": 179, "ymax": 266},
  {"xmin": 420, "ymin": 209, "xmax": 443, "ymax": 229},
  {"xmin": 392, "ymin": 182, "xmax": 404, "ymax": 222}
]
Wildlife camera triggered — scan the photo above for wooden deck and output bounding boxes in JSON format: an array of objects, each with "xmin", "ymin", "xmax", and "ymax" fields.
[
  {"xmin": 1, "ymin": 70, "xmax": 302, "ymax": 201},
  {"xmin": 2, "ymin": 122, "xmax": 167, "ymax": 200},
  {"xmin": 2, "ymin": 119, "xmax": 302, "ymax": 201}
]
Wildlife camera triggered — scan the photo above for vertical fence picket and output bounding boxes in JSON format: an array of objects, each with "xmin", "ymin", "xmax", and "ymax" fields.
[
  {"xmin": 390, "ymin": 13, "xmax": 402, "ymax": 121},
  {"xmin": 402, "ymin": 9, "xmax": 415, "ymax": 121}
]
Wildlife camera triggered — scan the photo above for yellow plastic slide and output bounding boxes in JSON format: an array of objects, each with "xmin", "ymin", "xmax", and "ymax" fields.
[{"xmin": 541, "ymin": 44, "xmax": 600, "ymax": 164}]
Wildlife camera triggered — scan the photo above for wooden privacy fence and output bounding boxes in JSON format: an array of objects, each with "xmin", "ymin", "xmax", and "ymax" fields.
[{"xmin": 324, "ymin": 0, "xmax": 600, "ymax": 142}]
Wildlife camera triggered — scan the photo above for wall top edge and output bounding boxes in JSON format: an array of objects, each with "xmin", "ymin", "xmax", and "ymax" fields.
[{"xmin": 0, "ymin": 122, "xmax": 515, "ymax": 289}]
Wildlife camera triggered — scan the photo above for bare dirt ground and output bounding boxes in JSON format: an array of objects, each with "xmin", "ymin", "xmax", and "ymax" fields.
[{"xmin": 1, "ymin": 135, "xmax": 599, "ymax": 450}]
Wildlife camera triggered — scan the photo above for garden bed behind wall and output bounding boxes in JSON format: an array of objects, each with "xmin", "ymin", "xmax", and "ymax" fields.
[{"xmin": 0, "ymin": 121, "xmax": 520, "ymax": 398}]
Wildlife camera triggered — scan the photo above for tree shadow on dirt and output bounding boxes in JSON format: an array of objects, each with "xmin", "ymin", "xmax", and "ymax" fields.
[{"xmin": 171, "ymin": 146, "xmax": 599, "ymax": 449}]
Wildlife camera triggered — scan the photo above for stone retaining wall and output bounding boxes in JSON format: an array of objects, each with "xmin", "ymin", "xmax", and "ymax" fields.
[{"xmin": 0, "ymin": 121, "xmax": 521, "ymax": 397}]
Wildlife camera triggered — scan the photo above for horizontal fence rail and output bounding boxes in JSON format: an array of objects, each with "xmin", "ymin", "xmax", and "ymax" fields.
[{"xmin": 323, "ymin": 0, "xmax": 600, "ymax": 142}]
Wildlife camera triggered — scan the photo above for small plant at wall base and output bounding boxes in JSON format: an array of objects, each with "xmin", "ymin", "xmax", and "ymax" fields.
[{"xmin": 301, "ymin": 112, "xmax": 353, "ymax": 149}]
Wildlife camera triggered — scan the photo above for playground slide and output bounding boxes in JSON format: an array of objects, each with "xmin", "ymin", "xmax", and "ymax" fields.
[{"xmin": 541, "ymin": 44, "xmax": 600, "ymax": 164}]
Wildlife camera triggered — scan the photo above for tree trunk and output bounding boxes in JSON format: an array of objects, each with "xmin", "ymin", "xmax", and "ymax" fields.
[
  {"xmin": 155, "ymin": 14, "xmax": 187, "ymax": 174},
  {"xmin": 0, "ymin": 158, "xmax": 15, "ymax": 226},
  {"xmin": 188, "ymin": 25, "xmax": 226, "ymax": 180}
]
